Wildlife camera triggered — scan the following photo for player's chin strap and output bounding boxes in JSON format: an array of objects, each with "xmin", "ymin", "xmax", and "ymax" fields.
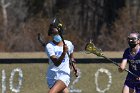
[
  {"xmin": 85, "ymin": 40, "xmax": 139, "ymax": 78},
  {"xmin": 53, "ymin": 18, "xmax": 78, "ymax": 77}
]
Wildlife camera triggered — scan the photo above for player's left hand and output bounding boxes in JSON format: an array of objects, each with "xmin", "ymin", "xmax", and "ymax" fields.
[
  {"xmin": 136, "ymin": 77, "xmax": 140, "ymax": 81},
  {"xmin": 73, "ymin": 63, "xmax": 78, "ymax": 77}
]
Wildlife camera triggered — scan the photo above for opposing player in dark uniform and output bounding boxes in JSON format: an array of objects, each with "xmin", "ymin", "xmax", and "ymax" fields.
[{"xmin": 119, "ymin": 32, "xmax": 140, "ymax": 93}]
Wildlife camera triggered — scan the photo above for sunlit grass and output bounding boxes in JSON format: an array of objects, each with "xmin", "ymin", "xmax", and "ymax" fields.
[{"xmin": 0, "ymin": 62, "xmax": 127, "ymax": 93}]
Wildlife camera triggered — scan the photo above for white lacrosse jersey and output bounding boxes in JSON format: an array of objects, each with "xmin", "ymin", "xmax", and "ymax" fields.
[{"xmin": 45, "ymin": 40, "xmax": 74, "ymax": 77}]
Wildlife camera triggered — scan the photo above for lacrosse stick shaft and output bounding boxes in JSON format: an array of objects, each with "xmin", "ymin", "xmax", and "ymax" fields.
[
  {"xmin": 102, "ymin": 55, "xmax": 139, "ymax": 78},
  {"xmin": 85, "ymin": 41, "xmax": 139, "ymax": 78},
  {"xmin": 59, "ymin": 34, "xmax": 78, "ymax": 77},
  {"xmin": 52, "ymin": 18, "xmax": 77, "ymax": 77}
]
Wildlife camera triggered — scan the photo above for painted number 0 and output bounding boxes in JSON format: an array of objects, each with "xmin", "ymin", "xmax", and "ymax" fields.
[{"xmin": 95, "ymin": 68, "xmax": 112, "ymax": 93}]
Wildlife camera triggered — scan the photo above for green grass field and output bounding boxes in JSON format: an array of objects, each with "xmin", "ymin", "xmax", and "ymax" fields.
[
  {"xmin": 0, "ymin": 52, "xmax": 127, "ymax": 93},
  {"xmin": 0, "ymin": 63, "xmax": 127, "ymax": 93}
]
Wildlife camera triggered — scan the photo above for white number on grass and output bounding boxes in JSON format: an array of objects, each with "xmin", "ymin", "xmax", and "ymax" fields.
[
  {"xmin": 2, "ymin": 68, "xmax": 23, "ymax": 93},
  {"xmin": 69, "ymin": 68, "xmax": 82, "ymax": 93},
  {"xmin": 95, "ymin": 68, "xmax": 112, "ymax": 93}
]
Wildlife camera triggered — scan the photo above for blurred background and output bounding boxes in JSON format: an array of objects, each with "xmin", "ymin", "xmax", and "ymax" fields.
[
  {"xmin": 0, "ymin": 0, "xmax": 139, "ymax": 93},
  {"xmin": 0, "ymin": 0, "xmax": 139, "ymax": 52}
]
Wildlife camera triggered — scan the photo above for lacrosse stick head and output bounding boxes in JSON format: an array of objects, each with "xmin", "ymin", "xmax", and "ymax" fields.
[
  {"xmin": 48, "ymin": 18, "xmax": 64, "ymax": 36},
  {"xmin": 85, "ymin": 40, "xmax": 103, "ymax": 57}
]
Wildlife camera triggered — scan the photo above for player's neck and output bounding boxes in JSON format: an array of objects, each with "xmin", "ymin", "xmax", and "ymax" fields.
[{"xmin": 131, "ymin": 45, "xmax": 140, "ymax": 55}]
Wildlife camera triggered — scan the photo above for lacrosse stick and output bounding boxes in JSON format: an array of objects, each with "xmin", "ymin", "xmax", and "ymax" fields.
[
  {"xmin": 85, "ymin": 40, "xmax": 139, "ymax": 78},
  {"xmin": 52, "ymin": 18, "xmax": 78, "ymax": 77},
  {"xmin": 38, "ymin": 33, "xmax": 46, "ymax": 47}
]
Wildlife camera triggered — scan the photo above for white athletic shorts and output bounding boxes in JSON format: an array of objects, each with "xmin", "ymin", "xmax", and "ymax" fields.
[{"xmin": 46, "ymin": 70, "xmax": 70, "ymax": 88}]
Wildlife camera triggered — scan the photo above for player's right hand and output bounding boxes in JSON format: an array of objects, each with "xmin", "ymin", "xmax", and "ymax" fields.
[
  {"xmin": 118, "ymin": 67, "xmax": 124, "ymax": 73},
  {"xmin": 136, "ymin": 77, "xmax": 140, "ymax": 81},
  {"xmin": 63, "ymin": 44, "xmax": 68, "ymax": 53}
]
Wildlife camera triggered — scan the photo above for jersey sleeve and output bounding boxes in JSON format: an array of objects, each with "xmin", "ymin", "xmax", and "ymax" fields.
[
  {"xmin": 123, "ymin": 48, "xmax": 129, "ymax": 59},
  {"xmin": 45, "ymin": 43, "xmax": 55, "ymax": 57},
  {"xmin": 68, "ymin": 41, "xmax": 74, "ymax": 54},
  {"xmin": 64, "ymin": 40, "xmax": 74, "ymax": 54}
]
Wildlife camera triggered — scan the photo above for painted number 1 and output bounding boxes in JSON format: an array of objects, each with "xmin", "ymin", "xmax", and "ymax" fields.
[{"xmin": 2, "ymin": 68, "xmax": 23, "ymax": 93}]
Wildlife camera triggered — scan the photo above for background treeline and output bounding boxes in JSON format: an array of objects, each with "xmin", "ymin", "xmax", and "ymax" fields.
[{"xmin": 0, "ymin": 0, "xmax": 140, "ymax": 52}]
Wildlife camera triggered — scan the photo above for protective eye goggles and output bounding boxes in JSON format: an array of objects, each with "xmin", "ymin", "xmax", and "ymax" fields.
[{"xmin": 128, "ymin": 37, "xmax": 139, "ymax": 41}]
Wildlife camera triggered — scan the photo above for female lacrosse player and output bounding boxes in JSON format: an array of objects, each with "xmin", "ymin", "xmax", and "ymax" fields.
[
  {"xmin": 45, "ymin": 23, "xmax": 77, "ymax": 93},
  {"xmin": 118, "ymin": 32, "xmax": 140, "ymax": 93}
]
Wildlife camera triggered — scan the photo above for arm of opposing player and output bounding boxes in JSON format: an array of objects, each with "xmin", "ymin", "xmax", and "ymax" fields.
[{"xmin": 118, "ymin": 59, "xmax": 127, "ymax": 73}]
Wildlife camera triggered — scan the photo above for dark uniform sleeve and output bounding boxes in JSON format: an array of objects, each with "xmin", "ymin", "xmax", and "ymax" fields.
[{"xmin": 123, "ymin": 48, "xmax": 129, "ymax": 59}]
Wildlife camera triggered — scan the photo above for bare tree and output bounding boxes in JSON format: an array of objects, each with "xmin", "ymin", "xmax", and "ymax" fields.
[{"xmin": 1, "ymin": 0, "xmax": 10, "ymax": 32}]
